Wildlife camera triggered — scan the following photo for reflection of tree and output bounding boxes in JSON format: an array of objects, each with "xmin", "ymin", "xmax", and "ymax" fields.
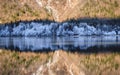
[
  {"xmin": 116, "ymin": 36, "xmax": 118, "ymax": 42},
  {"xmin": 114, "ymin": 25, "xmax": 120, "ymax": 35}
]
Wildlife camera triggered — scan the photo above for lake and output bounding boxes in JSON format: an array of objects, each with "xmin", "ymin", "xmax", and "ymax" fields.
[{"xmin": 0, "ymin": 36, "xmax": 120, "ymax": 52}]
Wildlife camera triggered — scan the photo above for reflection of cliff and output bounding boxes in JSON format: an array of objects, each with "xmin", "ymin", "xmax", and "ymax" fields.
[
  {"xmin": 0, "ymin": 0, "xmax": 120, "ymax": 23},
  {"xmin": 33, "ymin": 50, "xmax": 85, "ymax": 75},
  {"xmin": 0, "ymin": 36, "xmax": 120, "ymax": 52}
]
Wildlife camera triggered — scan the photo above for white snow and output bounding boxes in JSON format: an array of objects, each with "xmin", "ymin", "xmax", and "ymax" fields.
[
  {"xmin": 103, "ymin": 31, "xmax": 116, "ymax": 35},
  {"xmin": 0, "ymin": 26, "xmax": 11, "ymax": 36},
  {"xmin": 0, "ymin": 22, "xmax": 119, "ymax": 36},
  {"xmin": 118, "ymin": 31, "xmax": 120, "ymax": 35}
]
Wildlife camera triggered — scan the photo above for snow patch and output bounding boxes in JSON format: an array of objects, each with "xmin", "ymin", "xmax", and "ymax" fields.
[{"xmin": 0, "ymin": 22, "xmax": 120, "ymax": 37}]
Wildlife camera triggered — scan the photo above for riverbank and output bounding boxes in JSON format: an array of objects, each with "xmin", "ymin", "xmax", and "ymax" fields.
[{"xmin": 0, "ymin": 49, "xmax": 120, "ymax": 75}]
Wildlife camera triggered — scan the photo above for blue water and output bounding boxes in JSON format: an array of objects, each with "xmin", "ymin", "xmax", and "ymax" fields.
[{"xmin": 0, "ymin": 36, "xmax": 120, "ymax": 52}]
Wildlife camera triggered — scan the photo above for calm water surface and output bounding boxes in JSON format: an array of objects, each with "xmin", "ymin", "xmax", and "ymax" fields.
[{"xmin": 0, "ymin": 36, "xmax": 120, "ymax": 52}]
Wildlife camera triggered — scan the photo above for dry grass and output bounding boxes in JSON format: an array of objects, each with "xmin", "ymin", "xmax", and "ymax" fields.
[
  {"xmin": 0, "ymin": 0, "xmax": 120, "ymax": 23},
  {"xmin": 78, "ymin": 52, "xmax": 120, "ymax": 75},
  {"xmin": 0, "ymin": 49, "xmax": 53, "ymax": 75},
  {"xmin": 0, "ymin": 0, "xmax": 54, "ymax": 23},
  {"xmin": 0, "ymin": 49, "xmax": 120, "ymax": 75}
]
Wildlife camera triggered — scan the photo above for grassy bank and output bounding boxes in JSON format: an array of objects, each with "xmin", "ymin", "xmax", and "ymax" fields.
[
  {"xmin": 0, "ymin": 0, "xmax": 120, "ymax": 23},
  {"xmin": 0, "ymin": 49, "xmax": 53, "ymax": 75},
  {"xmin": 0, "ymin": 49, "xmax": 120, "ymax": 75}
]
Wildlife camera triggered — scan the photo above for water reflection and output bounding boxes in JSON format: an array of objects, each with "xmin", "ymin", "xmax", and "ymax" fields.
[{"xmin": 0, "ymin": 36, "xmax": 120, "ymax": 52}]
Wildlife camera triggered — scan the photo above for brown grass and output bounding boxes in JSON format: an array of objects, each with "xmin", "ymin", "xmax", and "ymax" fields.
[
  {"xmin": 0, "ymin": 49, "xmax": 53, "ymax": 75},
  {"xmin": 0, "ymin": 0, "xmax": 120, "ymax": 23},
  {"xmin": 0, "ymin": 49, "xmax": 120, "ymax": 75}
]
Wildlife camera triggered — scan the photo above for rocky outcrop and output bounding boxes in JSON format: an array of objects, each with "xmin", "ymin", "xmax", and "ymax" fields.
[{"xmin": 33, "ymin": 50, "xmax": 85, "ymax": 75}]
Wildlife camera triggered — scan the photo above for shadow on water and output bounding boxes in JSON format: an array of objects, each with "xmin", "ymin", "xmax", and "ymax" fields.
[{"xmin": 1, "ymin": 36, "xmax": 120, "ymax": 53}]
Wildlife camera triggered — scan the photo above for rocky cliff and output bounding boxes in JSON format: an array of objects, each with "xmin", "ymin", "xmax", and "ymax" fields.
[{"xmin": 0, "ymin": 0, "xmax": 120, "ymax": 23}]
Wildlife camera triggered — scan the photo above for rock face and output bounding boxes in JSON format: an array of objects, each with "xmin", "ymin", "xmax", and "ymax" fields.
[
  {"xmin": 0, "ymin": 0, "xmax": 120, "ymax": 23},
  {"xmin": 33, "ymin": 50, "xmax": 85, "ymax": 75}
]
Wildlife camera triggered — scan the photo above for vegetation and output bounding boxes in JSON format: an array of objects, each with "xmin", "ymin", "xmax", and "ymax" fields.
[
  {"xmin": 0, "ymin": 49, "xmax": 120, "ymax": 75},
  {"xmin": 0, "ymin": 0, "xmax": 120, "ymax": 23},
  {"xmin": 0, "ymin": 49, "xmax": 53, "ymax": 75},
  {"xmin": 0, "ymin": 0, "xmax": 54, "ymax": 23},
  {"xmin": 79, "ymin": 52, "xmax": 120, "ymax": 75},
  {"xmin": 80, "ymin": 0, "xmax": 120, "ymax": 18}
]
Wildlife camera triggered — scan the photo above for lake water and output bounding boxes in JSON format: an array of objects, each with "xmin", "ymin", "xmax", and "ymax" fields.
[{"xmin": 0, "ymin": 36, "xmax": 120, "ymax": 52}]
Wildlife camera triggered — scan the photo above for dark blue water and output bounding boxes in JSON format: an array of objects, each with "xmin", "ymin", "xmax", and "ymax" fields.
[{"xmin": 0, "ymin": 36, "xmax": 120, "ymax": 52}]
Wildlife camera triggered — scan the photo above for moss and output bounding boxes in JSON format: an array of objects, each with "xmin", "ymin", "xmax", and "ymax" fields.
[
  {"xmin": 114, "ymin": 1, "xmax": 119, "ymax": 7},
  {"xmin": 12, "ymin": 52, "xmax": 19, "ymax": 59},
  {"xmin": 25, "ymin": 56, "xmax": 39, "ymax": 68},
  {"xmin": 114, "ymin": 63, "xmax": 119, "ymax": 70}
]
